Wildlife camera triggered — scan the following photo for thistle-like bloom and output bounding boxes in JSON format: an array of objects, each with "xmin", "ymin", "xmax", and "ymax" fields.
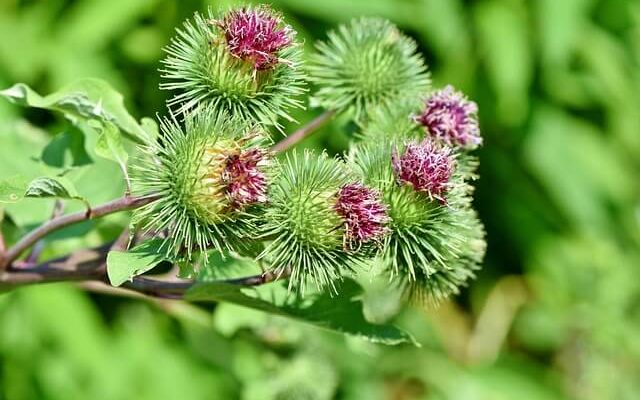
[
  {"xmin": 259, "ymin": 151, "xmax": 365, "ymax": 294},
  {"xmin": 215, "ymin": 6, "xmax": 293, "ymax": 70},
  {"xmin": 392, "ymin": 140, "xmax": 455, "ymax": 202},
  {"xmin": 334, "ymin": 183, "xmax": 388, "ymax": 245},
  {"xmin": 415, "ymin": 85, "xmax": 481, "ymax": 150},
  {"xmin": 348, "ymin": 141, "xmax": 485, "ymax": 304},
  {"xmin": 223, "ymin": 148, "xmax": 268, "ymax": 207},
  {"xmin": 161, "ymin": 7, "xmax": 305, "ymax": 129},
  {"xmin": 131, "ymin": 109, "xmax": 273, "ymax": 262}
]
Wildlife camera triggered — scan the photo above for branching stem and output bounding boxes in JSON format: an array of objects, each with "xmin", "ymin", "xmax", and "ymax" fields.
[
  {"xmin": 0, "ymin": 195, "xmax": 158, "ymax": 270},
  {"xmin": 271, "ymin": 110, "xmax": 336, "ymax": 152},
  {"xmin": 0, "ymin": 243, "xmax": 285, "ymax": 298}
]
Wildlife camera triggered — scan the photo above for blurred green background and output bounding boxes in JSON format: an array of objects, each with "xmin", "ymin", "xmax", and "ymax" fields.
[{"xmin": 1, "ymin": 0, "xmax": 639, "ymax": 399}]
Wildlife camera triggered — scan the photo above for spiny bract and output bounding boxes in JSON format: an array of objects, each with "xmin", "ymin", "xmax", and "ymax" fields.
[
  {"xmin": 131, "ymin": 108, "xmax": 273, "ymax": 263},
  {"xmin": 258, "ymin": 150, "xmax": 367, "ymax": 293},
  {"xmin": 308, "ymin": 17, "xmax": 430, "ymax": 121},
  {"xmin": 161, "ymin": 6, "xmax": 306, "ymax": 130}
]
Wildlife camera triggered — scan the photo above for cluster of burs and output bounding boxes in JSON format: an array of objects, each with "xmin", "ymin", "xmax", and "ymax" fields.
[{"xmin": 133, "ymin": 4, "xmax": 486, "ymax": 302}]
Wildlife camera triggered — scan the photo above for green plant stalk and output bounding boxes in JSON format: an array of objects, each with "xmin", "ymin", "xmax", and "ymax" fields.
[
  {"xmin": 0, "ymin": 242, "xmax": 285, "ymax": 297},
  {"xmin": 0, "ymin": 195, "xmax": 159, "ymax": 270},
  {"xmin": 271, "ymin": 110, "xmax": 336, "ymax": 152}
]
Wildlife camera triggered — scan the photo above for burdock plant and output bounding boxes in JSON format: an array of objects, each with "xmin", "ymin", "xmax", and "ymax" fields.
[
  {"xmin": 161, "ymin": 5, "xmax": 306, "ymax": 129},
  {"xmin": 131, "ymin": 107, "xmax": 273, "ymax": 262},
  {"xmin": 0, "ymin": 4, "xmax": 486, "ymax": 342}
]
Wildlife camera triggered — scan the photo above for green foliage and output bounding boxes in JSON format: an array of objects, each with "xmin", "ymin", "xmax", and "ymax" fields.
[
  {"xmin": 2, "ymin": 1, "xmax": 638, "ymax": 399},
  {"xmin": 93, "ymin": 122, "xmax": 130, "ymax": 186},
  {"xmin": 0, "ymin": 176, "xmax": 28, "ymax": 204},
  {"xmin": 186, "ymin": 278, "xmax": 416, "ymax": 345},
  {"xmin": 40, "ymin": 127, "xmax": 93, "ymax": 169},
  {"xmin": 24, "ymin": 176, "xmax": 89, "ymax": 209},
  {"xmin": 106, "ymin": 240, "xmax": 166, "ymax": 286},
  {"xmin": 0, "ymin": 79, "xmax": 151, "ymax": 144}
]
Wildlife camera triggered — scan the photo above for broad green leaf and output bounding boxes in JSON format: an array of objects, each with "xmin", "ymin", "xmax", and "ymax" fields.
[
  {"xmin": 94, "ymin": 122, "xmax": 129, "ymax": 185},
  {"xmin": 0, "ymin": 175, "xmax": 28, "ymax": 204},
  {"xmin": 41, "ymin": 126, "xmax": 93, "ymax": 169},
  {"xmin": 186, "ymin": 279, "xmax": 417, "ymax": 345},
  {"xmin": 0, "ymin": 78, "xmax": 150, "ymax": 144},
  {"xmin": 24, "ymin": 177, "xmax": 89, "ymax": 209},
  {"xmin": 107, "ymin": 240, "xmax": 166, "ymax": 287}
]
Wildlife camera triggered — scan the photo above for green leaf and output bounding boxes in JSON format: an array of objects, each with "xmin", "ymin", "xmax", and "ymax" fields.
[
  {"xmin": 25, "ymin": 177, "xmax": 72, "ymax": 198},
  {"xmin": 0, "ymin": 175, "xmax": 28, "ymax": 204},
  {"xmin": 94, "ymin": 122, "xmax": 129, "ymax": 186},
  {"xmin": 107, "ymin": 240, "xmax": 166, "ymax": 287},
  {"xmin": 0, "ymin": 78, "xmax": 150, "ymax": 144},
  {"xmin": 186, "ymin": 279, "xmax": 417, "ymax": 345},
  {"xmin": 41, "ymin": 126, "xmax": 93, "ymax": 169},
  {"xmin": 24, "ymin": 177, "xmax": 89, "ymax": 209}
]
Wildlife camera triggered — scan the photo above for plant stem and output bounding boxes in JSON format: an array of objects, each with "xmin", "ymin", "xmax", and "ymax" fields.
[
  {"xmin": 0, "ymin": 243, "xmax": 111, "ymax": 287},
  {"xmin": 0, "ymin": 243, "xmax": 284, "ymax": 298},
  {"xmin": 0, "ymin": 195, "xmax": 158, "ymax": 270},
  {"xmin": 271, "ymin": 109, "xmax": 336, "ymax": 153}
]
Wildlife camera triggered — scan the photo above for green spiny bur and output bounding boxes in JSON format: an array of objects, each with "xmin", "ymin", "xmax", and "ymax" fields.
[
  {"xmin": 259, "ymin": 150, "xmax": 364, "ymax": 294},
  {"xmin": 161, "ymin": 7, "xmax": 306, "ymax": 130},
  {"xmin": 131, "ymin": 107, "xmax": 273, "ymax": 264},
  {"xmin": 308, "ymin": 17, "xmax": 431, "ymax": 121}
]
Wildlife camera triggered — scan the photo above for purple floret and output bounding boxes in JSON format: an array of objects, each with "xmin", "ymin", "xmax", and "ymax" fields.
[{"xmin": 415, "ymin": 85, "xmax": 481, "ymax": 150}]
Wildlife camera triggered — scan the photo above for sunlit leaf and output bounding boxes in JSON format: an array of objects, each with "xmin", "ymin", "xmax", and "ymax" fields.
[
  {"xmin": 186, "ymin": 279, "xmax": 417, "ymax": 345},
  {"xmin": 94, "ymin": 122, "xmax": 129, "ymax": 186},
  {"xmin": 41, "ymin": 126, "xmax": 93, "ymax": 169},
  {"xmin": 106, "ymin": 240, "xmax": 166, "ymax": 287},
  {"xmin": 0, "ymin": 78, "xmax": 150, "ymax": 144},
  {"xmin": 24, "ymin": 176, "xmax": 90, "ymax": 209}
]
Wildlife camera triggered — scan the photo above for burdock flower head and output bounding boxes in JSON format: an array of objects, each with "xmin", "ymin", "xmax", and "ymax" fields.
[
  {"xmin": 414, "ymin": 85, "xmax": 481, "ymax": 150},
  {"xmin": 334, "ymin": 183, "xmax": 388, "ymax": 246},
  {"xmin": 132, "ymin": 108, "xmax": 273, "ymax": 262},
  {"xmin": 259, "ymin": 151, "xmax": 368, "ymax": 293},
  {"xmin": 349, "ymin": 140, "xmax": 484, "ymax": 304},
  {"xmin": 161, "ymin": 6, "xmax": 305, "ymax": 129},
  {"xmin": 215, "ymin": 6, "xmax": 294, "ymax": 70},
  {"xmin": 223, "ymin": 148, "xmax": 268, "ymax": 208},
  {"xmin": 392, "ymin": 139, "xmax": 455, "ymax": 202}
]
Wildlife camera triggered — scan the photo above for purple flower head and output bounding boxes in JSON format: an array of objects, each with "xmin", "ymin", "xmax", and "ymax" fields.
[
  {"xmin": 335, "ymin": 183, "xmax": 389, "ymax": 245},
  {"xmin": 392, "ymin": 140, "xmax": 455, "ymax": 202},
  {"xmin": 216, "ymin": 6, "xmax": 293, "ymax": 71},
  {"xmin": 223, "ymin": 148, "xmax": 268, "ymax": 208},
  {"xmin": 414, "ymin": 85, "xmax": 482, "ymax": 150}
]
